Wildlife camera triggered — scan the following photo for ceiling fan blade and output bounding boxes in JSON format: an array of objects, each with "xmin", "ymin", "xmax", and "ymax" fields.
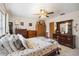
[
  {"xmin": 48, "ymin": 12, "xmax": 54, "ymax": 14},
  {"xmin": 46, "ymin": 15, "xmax": 49, "ymax": 17},
  {"xmin": 39, "ymin": 16, "xmax": 41, "ymax": 18},
  {"xmin": 38, "ymin": 15, "xmax": 49, "ymax": 18}
]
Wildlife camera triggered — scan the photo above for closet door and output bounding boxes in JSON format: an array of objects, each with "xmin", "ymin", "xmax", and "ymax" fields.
[
  {"xmin": 50, "ymin": 22, "xmax": 55, "ymax": 38},
  {"xmin": 36, "ymin": 20, "xmax": 46, "ymax": 36}
]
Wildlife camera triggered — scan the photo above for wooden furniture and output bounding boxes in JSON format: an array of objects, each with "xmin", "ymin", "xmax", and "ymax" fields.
[
  {"xmin": 15, "ymin": 29, "xmax": 28, "ymax": 38},
  {"xmin": 44, "ymin": 47, "xmax": 60, "ymax": 56},
  {"xmin": 27, "ymin": 30, "xmax": 37, "ymax": 38},
  {"xmin": 53, "ymin": 34, "xmax": 75, "ymax": 48},
  {"xmin": 36, "ymin": 20, "xmax": 46, "ymax": 37},
  {"xmin": 15, "ymin": 29, "xmax": 37, "ymax": 38},
  {"xmin": 53, "ymin": 19, "xmax": 75, "ymax": 49},
  {"xmin": 49, "ymin": 22, "xmax": 55, "ymax": 38},
  {"xmin": 56, "ymin": 20, "xmax": 73, "ymax": 34}
]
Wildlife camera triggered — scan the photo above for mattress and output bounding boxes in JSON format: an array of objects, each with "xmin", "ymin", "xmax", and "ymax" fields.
[{"xmin": 8, "ymin": 37, "xmax": 60, "ymax": 56}]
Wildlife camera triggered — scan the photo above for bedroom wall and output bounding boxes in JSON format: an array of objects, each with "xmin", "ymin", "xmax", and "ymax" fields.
[
  {"xmin": 10, "ymin": 16, "xmax": 51, "ymax": 36},
  {"xmin": 10, "ymin": 17, "xmax": 38, "ymax": 32},
  {"xmin": 51, "ymin": 11, "xmax": 79, "ymax": 48},
  {"xmin": 10, "ymin": 17, "xmax": 52, "ymax": 36},
  {"xmin": 45, "ymin": 18, "xmax": 54, "ymax": 37}
]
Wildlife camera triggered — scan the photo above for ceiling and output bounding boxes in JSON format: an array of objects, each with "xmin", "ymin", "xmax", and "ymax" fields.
[{"xmin": 5, "ymin": 3, "xmax": 79, "ymax": 19}]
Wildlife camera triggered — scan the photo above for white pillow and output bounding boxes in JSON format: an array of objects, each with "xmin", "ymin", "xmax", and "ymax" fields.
[
  {"xmin": 0, "ymin": 36, "xmax": 13, "ymax": 53},
  {"xmin": 17, "ymin": 34, "xmax": 28, "ymax": 49},
  {"xmin": 6, "ymin": 33, "xmax": 11, "ymax": 37},
  {"xmin": 0, "ymin": 40, "xmax": 9, "ymax": 56},
  {"xmin": 0, "ymin": 40, "xmax": 3, "ymax": 49},
  {"xmin": 8, "ymin": 35, "xmax": 18, "ymax": 52}
]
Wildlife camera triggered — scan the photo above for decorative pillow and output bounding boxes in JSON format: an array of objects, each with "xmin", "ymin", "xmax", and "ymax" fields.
[
  {"xmin": 8, "ymin": 35, "xmax": 18, "ymax": 52},
  {"xmin": 14, "ymin": 39, "xmax": 24, "ymax": 50},
  {"xmin": 26, "ymin": 40, "xmax": 36, "ymax": 49},
  {"xmin": 0, "ymin": 36, "xmax": 13, "ymax": 53},
  {"xmin": 17, "ymin": 34, "xmax": 28, "ymax": 49}
]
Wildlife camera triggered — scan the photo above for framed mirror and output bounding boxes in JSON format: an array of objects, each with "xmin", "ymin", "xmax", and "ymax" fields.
[{"xmin": 56, "ymin": 19, "xmax": 73, "ymax": 35}]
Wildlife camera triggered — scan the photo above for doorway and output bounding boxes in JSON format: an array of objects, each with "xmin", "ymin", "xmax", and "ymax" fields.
[{"xmin": 9, "ymin": 22, "xmax": 13, "ymax": 34}]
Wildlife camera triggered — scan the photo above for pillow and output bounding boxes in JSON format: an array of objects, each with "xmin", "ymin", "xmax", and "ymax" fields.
[
  {"xmin": 17, "ymin": 34, "xmax": 28, "ymax": 49},
  {"xmin": 0, "ymin": 36, "xmax": 13, "ymax": 53},
  {"xmin": 0, "ymin": 40, "xmax": 3, "ymax": 49},
  {"xmin": 13, "ymin": 34, "xmax": 19, "ymax": 40},
  {"xmin": 0, "ymin": 40, "xmax": 9, "ymax": 56},
  {"xmin": 6, "ymin": 33, "xmax": 11, "ymax": 37},
  {"xmin": 14, "ymin": 39, "xmax": 25, "ymax": 50},
  {"xmin": 8, "ymin": 34, "xmax": 25, "ymax": 51},
  {"xmin": 26, "ymin": 40, "xmax": 36, "ymax": 49},
  {"xmin": 8, "ymin": 35, "xmax": 18, "ymax": 52}
]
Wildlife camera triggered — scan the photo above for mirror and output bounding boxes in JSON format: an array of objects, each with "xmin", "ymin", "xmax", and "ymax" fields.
[
  {"xmin": 56, "ymin": 20, "xmax": 73, "ymax": 35},
  {"xmin": 60, "ymin": 22, "xmax": 68, "ymax": 34}
]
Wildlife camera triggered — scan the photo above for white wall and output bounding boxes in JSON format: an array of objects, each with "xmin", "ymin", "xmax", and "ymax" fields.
[
  {"xmin": 45, "ymin": 18, "xmax": 55, "ymax": 37},
  {"xmin": 52, "ymin": 11, "xmax": 79, "ymax": 48},
  {"xmin": 10, "ymin": 17, "xmax": 38, "ymax": 32}
]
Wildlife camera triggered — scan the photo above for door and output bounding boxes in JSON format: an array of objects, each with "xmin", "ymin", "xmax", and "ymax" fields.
[
  {"xmin": 49, "ymin": 22, "xmax": 55, "ymax": 38},
  {"xmin": 9, "ymin": 22, "xmax": 13, "ymax": 34},
  {"xmin": 36, "ymin": 20, "xmax": 46, "ymax": 36}
]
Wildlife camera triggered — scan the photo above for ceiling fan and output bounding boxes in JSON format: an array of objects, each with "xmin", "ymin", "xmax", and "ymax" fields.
[{"xmin": 34, "ymin": 9, "xmax": 54, "ymax": 18}]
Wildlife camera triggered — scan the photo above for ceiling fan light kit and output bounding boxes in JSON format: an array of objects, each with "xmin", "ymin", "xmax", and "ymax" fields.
[{"xmin": 34, "ymin": 9, "xmax": 54, "ymax": 18}]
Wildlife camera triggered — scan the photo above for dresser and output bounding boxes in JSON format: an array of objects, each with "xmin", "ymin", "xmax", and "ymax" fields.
[
  {"xmin": 53, "ymin": 20, "xmax": 75, "ymax": 49},
  {"xmin": 27, "ymin": 30, "xmax": 37, "ymax": 38},
  {"xmin": 15, "ymin": 29, "xmax": 28, "ymax": 38},
  {"xmin": 15, "ymin": 29, "xmax": 37, "ymax": 38},
  {"xmin": 53, "ymin": 34, "xmax": 75, "ymax": 49}
]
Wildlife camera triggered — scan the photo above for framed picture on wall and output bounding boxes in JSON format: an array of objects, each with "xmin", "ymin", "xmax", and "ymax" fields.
[
  {"xmin": 20, "ymin": 22, "xmax": 24, "ymax": 26},
  {"xmin": 29, "ymin": 23, "xmax": 32, "ymax": 26}
]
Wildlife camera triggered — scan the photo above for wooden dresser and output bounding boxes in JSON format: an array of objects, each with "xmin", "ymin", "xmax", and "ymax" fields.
[
  {"xmin": 15, "ymin": 29, "xmax": 37, "ymax": 38},
  {"xmin": 15, "ymin": 29, "xmax": 28, "ymax": 38},
  {"xmin": 53, "ymin": 34, "xmax": 75, "ymax": 49},
  {"xmin": 53, "ymin": 20, "xmax": 75, "ymax": 49},
  {"xmin": 27, "ymin": 30, "xmax": 37, "ymax": 38}
]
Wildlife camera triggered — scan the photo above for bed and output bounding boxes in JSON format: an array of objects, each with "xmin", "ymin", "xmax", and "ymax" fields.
[
  {"xmin": 7, "ymin": 37, "xmax": 60, "ymax": 56},
  {"xmin": 0, "ymin": 34, "xmax": 60, "ymax": 56}
]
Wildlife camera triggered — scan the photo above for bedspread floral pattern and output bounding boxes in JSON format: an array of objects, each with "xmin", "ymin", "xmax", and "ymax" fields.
[{"xmin": 8, "ymin": 44, "xmax": 57, "ymax": 56}]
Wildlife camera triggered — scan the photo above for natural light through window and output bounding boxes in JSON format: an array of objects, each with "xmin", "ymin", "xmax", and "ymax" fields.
[{"xmin": 0, "ymin": 11, "xmax": 5, "ymax": 36}]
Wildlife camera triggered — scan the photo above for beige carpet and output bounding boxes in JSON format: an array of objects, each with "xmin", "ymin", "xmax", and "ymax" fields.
[{"xmin": 59, "ymin": 45, "xmax": 79, "ymax": 56}]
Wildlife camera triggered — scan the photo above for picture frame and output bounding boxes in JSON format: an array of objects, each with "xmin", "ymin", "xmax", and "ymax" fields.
[
  {"xmin": 20, "ymin": 22, "xmax": 24, "ymax": 26},
  {"xmin": 29, "ymin": 23, "xmax": 32, "ymax": 26}
]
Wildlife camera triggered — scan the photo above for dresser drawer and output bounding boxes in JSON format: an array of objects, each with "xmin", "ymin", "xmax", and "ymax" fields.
[
  {"xmin": 53, "ymin": 34, "xmax": 75, "ymax": 49},
  {"xmin": 27, "ymin": 30, "xmax": 37, "ymax": 38}
]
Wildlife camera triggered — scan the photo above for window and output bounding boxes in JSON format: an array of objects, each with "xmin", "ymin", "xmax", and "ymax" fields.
[{"xmin": 0, "ymin": 11, "xmax": 6, "ymax": 36}]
